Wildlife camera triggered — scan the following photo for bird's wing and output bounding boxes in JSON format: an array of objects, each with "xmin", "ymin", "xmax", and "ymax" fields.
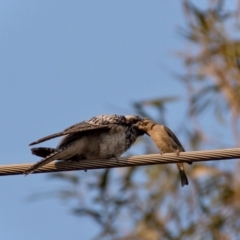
[
  {"xmin": 163, "ymin": 126, "xmax": 192, "ymax": 164},
  {"xmin": 57, "ymin": 124, "xmax": 120, "ymax": 149},
  {"xmin": 29, "ymin": 122, "xmax": 109, "ymax": 146},
  {"xmin": 163, "ymin": 126, "xmax": 185, "ymax": 151},
  {"xmin": 29, "ymin": 114, "xmax": 134, "ymax": 146}
]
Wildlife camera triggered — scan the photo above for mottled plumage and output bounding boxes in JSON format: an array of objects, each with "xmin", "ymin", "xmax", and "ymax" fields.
[
  {"xmin": 25, "ymin": 114, "xmax": 144, "ymax": 175},
  {"xmin": 135, "ymin": 118, "xmax": 191, "ymax": 187}
]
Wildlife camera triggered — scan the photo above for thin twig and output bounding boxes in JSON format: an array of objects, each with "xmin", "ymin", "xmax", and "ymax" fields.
[{"xmin": 1, "ymin": 148, "xmax": 239, "ymax": 176}]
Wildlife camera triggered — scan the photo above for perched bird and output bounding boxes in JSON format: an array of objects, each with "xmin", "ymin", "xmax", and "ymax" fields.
[
  {"xmin": 134, "ymin": 118, "xmax": 191, "ymax": 187},
  {"xmin": 25, "ymin": 114, "xmax": 144, "ymax": 175}
]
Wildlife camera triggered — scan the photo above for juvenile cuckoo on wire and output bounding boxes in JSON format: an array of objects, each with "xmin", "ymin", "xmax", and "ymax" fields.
[{"xmin": 25, "ymin": 114, "xmax": 145, "ymax": 175}]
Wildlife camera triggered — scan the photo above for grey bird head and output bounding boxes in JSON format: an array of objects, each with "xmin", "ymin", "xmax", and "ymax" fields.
[
  {"xmin": 123, "ymin": 115, "xmax": 146, "ymax": 136},
  {"xmin": 124, "ymin": 115, "xmax": 143, "ymax": 124},
  {"xmin": 133, "ymin": 118, "xmax": 154, "ymax": 133}
]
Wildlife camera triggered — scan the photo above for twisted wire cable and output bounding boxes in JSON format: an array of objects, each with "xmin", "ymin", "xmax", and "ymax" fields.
[{"xmin": 0, "ymin": 147, "xmax": 239, "ymax": 176}]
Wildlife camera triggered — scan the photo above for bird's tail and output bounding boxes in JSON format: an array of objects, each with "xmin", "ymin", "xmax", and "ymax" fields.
[
  {"xmin": 25, "ymin": 148, "xmax": 65, "ymax": 175},
  {"xmin": 31, "ymin": 147, "xmax": 56, "ymax": 158},
  {"xmin": 176, "ymin": 163, "xmax": 189, "ymax": 187}
]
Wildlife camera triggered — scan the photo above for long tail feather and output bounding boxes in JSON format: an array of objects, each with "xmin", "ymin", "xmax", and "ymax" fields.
[
  {"xmin": 25, "ymin": 148, "xmax": 65, "ymax": 175},
  {"xmin": 31, "ymin": 147, "xmax": 56, "ymax": 158},
  {"xmin": 176, "ymin": 162, "xmax": 189, "ymax": 187},
  {"xmin": 178, "ymin": 169, "xmax": 189, "ymax": 187}
]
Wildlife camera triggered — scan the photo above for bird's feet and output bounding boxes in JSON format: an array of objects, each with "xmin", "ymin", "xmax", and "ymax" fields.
[
  {"xmin": 174, "ymin": 149, "xmax": 180, "ymax": 156},
  {"xmin": 110, "ymin": 155, "xmax": 119, "ymax": 162}
]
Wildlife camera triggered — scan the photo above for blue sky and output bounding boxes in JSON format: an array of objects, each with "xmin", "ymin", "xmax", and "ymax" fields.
[{"xmin": 0, "ymin": 1, "xmax": 233, "ymax": 239}]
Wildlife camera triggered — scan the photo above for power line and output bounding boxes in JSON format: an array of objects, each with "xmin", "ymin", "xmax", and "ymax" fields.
[{"xmin": 0, "ymin": 147, "xmax": 239, "ymax": 176}]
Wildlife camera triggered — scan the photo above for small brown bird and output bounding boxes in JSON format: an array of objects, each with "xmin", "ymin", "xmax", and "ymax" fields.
[
  {"xmin": 25, "ymin": 114, "xmax": 144, "ymax": 175},
  {"xmin": 135, "ymin": 118, "xmax": 191, "ymax": 187}
]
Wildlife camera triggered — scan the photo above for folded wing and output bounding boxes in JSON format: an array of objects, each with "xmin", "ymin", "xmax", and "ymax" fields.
[{"xmin": 29, "ymin": 122, "xmax": 109, "ymax": 146}]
